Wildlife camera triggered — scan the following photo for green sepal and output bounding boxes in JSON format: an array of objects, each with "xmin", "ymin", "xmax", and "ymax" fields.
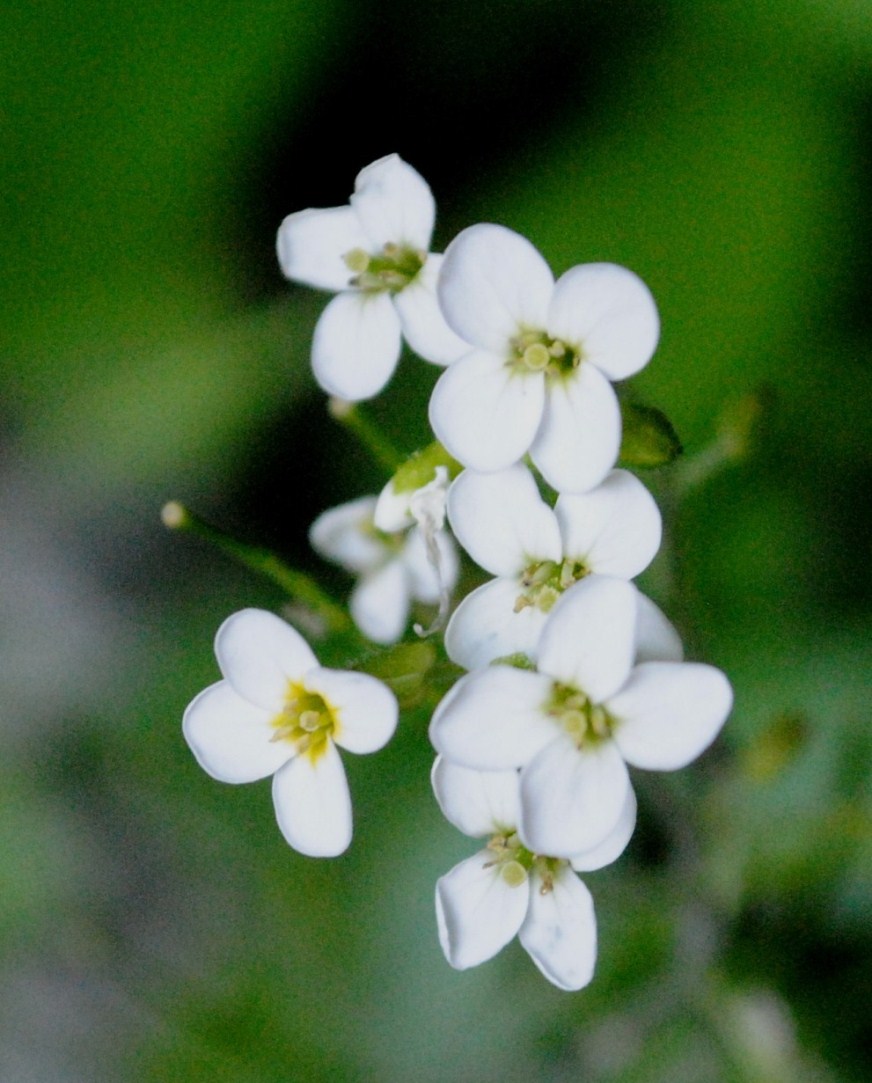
[
  {"xmin": 619, "ymin": 403, "xmax": 683, "ymax": 468},
  {"xmin": 490, "ymin": 652, "xmax": 537, "ymax": 671},
  {"xmin": 355, "ymin": 640, "xmax": 438, "ymax": 708},
  {"xmin": 391, "ymin": 441, "xmax": 463, "ymax": 495}
]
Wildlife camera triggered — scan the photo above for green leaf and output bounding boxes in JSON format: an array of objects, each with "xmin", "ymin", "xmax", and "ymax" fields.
[{"xmin": 619, "ymin": 403, "xmax": 683, "ymax": 467}]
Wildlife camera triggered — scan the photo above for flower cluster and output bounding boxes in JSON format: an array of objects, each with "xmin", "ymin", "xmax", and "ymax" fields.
[{"xmin": 182, "ymin": 154, "xmax": 732, "ymax": 992}]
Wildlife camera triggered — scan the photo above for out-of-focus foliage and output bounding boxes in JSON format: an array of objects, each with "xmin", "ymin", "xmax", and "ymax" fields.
[{"xmin": 1, "ymin": 1, "xmax": 869, "ymax": 1080}]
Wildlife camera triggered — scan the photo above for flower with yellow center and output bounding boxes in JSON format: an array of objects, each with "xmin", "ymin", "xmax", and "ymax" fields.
[
  {"xmin": 443, "ymin": 463, "xmax": 667, "ymax": 670},
  {"xmin": 183, "ymin": 609, "xmax": 398, "ymax": 857},
  {"xmin": 276, "ymin": 154, "xmax": 467, "ymax": 401},
  {"xmin": 429, "ymin": 223, "xmax": 660, "ymax": 493},
  {"xmin": 430, "ymin": 757, "xmax": 636, "ymax": 990}
]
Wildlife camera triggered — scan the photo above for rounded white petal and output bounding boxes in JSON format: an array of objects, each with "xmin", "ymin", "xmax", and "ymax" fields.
[
  {"xmin": 445, "ymin": 578, "xmax": 547, "ymax": 670},
  {"xmin": 350, "ymin": 560, "xmax": 410, "ymax": 645},
  {"xmin": 435, "ymin": 851, "xmax": 529, "ymax": 970},
  {"xmin": 215, "ymin": 608, "xmax": 318, "ymax": 711},
  {"xmin": 448, "ymin": 465, "xmax": 562, "ymax": 577},
  {"xmin": 431, "ymin": 756, "xmax": 521, "ymax": 837},
  {"xmin": 312, "ymin": 291, "xmax": 402, "ymax": 402},
  {"xmin": 438, "ymin": 223, "xmax": 554, "ymax": 352},
  {"xmin": 373, "ymin": 479, "xmax": 413, "ymax": 534},
  {"xmin": 607, "ymin": 662, "xmax": 733, "ymax": 771},
  {"xmin": 429, "ymin": 350, "xmax": 545, "ymax": 473},
  {"xmin": 303, "ymin": 667, "xmax": 398, "ymax": 755},
  {"xmin": 530, "ymin": 363, "xmax": 621, "ymax": 494},
  {"xmin": 548, "ymin": 262, "xmax": 659, "ymax": 381},
  {"xmin": 276, "ymin": 205, "xmax": 370, "ymax": 291},
  {"xmin": 272, "ymin": 741, "xmax": 352, "ymax": 857},
  {"xmin": 520, "ymin": 868, "xmax": 597, "ymax": 991},
  {"xmin": 393, "ymin": 254, "xmax": 469, "ymax": 365},
  {"xmin": 570, "ymin": 784, "xmax": 637, "ymax": 872},
  {"xmin": 537, "ymin": 577, "xmax": 637, "ymax": 703},
  {"xmin": 429, "ymin": 667, "xmax": 555, "ymax": 770},
  {"xmin": 401, "ymin": 526, "xmax": 459, "ymax": 603},
  {"xmin": 634, "ymin": 591, "xmax": 684, "ymax": 663},
  {"xmin": 519, "ymin": 735, "xmax": 630, "ymax": 857},
  {"xmin": 309, "ymin": 495, "xmax": 384, "ymax": 574},
  {"xmin": 350, "ymin": 153, "xmax": 435, "ymax": 250},
  {"xmin": 183, "ymin": 681, "xmax": 291, "ymax": 783},
  {"xmin": 555, "ymin": 469, "xmax": 662, "ymax": 579}
]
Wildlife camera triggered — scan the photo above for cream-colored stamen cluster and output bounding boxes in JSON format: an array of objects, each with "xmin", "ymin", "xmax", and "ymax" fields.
[
  {"xmin": 547, "ymin": 684, "xmax": 612, "ymax": 750},
  {"xmin": 343, "ymin": 242, "xmax": 426, "ymax": 293},
  {"xmin": 483, "ymin": 831, "xmax": 566, "ymax": 894},
  {"xmin": 514, "ymin": 558, "xmax": 589, "ymax": 613},
  {"xmin": 270, "ymin": 683, "xmax": 338, "ymax": 762},
  {"xmin": 510, "ymin": 330, "xmax": 580, "ymax": 377}
]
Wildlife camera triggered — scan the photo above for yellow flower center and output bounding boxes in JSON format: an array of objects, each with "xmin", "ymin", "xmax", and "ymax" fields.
[
  {"xmin": 509, "ymin": 330, "xmax": 582, "ymax": 379},
  {"xmin": 270, "ymin": 681, "xmax": 339, "ymax": 764},
  {"xmin": 514, "ymin": 558, "xmax": 590, "ymax": 614},
  {"xmin": 546, "ymin": 683, "xmax": 613, "ymax": 750},
  {"xmin": 483, "ymin": 831, "xmax": 567, "ymax": 893},
  {"xmin": 343, "ymin": 242, "xmax": 426, "ymax": 294}
]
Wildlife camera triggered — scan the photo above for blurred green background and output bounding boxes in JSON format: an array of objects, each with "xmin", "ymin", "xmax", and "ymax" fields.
[{"xmin": 2, "ymin": 1, "xmax": 870, "ymax": 1080}]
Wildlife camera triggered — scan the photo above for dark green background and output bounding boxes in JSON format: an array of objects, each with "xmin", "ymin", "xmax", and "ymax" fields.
[{"xmin": 1, "ymin": 1, "xmax": 870, "ymax": 1079}]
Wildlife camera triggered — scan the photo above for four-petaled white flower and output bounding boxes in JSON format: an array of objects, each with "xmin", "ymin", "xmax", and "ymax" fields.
[
  {"xmin": 429, "ymin": 223, "xmax": 660, "ymax": 493},
  {"xmin": 309, "ymin": 494, "xmax": 459, "ymax": 645},
  {"xmin": 277, "ymin": 154, "xmax": 467, "ymax": 401},
  {"xmin": 432, "ymin": 757, "xmax": 635, "ymax": 990},
  {"xmin": 445, "ymin": 463, "xmax": 665, "ymax": 669},
  {"xmin": 431, "ymin": 575, "xmax": 732, "ymax": 857},
  {"xmin": 183, "ymin": 608, "xmax": 398, "ymax": 857}
]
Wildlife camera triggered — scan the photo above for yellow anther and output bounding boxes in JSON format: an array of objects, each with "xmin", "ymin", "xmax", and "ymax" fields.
[
  {"xmin": 343, "ymin": 248, "xmax": 371, "ymax": 274},
  {"xmin": 299, "ymin": 710, "xmax": 321, "ymax": 732},
  {"xmin": 522, "ymin": 342, "xmax": 551, "ymax": 371},
  {"xmin": 501, "ymin": 861, "xmax": 528, "ymax": 888}
]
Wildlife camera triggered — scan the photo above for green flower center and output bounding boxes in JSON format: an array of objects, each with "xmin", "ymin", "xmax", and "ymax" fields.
[
  {"xmin": 484, "ymin": 831, "xmax": 568, "ymax": 893},
  {"xmin": 270, "ymin": 681, "xmax": 339, "ymax": 764},
  {"xmin": 514, "ymin": 558, "xmax": 590, "ymax": 614},
  {"xmin": 343, "ymin": 243, "xmax": 426, "ymax": 294},
  {"xmin": 546, "ymin": 682, "xmax": 613, "ymax": 750},
  {"xmin": 509, "ymin": 330, "xmax": 582, "ymax": 379}
]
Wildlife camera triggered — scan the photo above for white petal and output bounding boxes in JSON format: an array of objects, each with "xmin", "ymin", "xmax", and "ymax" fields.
[
  {"xmin": 520, "ymin": 868, "xmax": 597, "ymax": 991},
  {"xmin": 435, "ymin": 851, "xmax": 529, "ymax": 969},
  {"xmin": 276, "ymin": 205, "xmax": 369, "ymax": 291},
  {"xmin": 393, "ymin": 255, "xmax": 469, "ymax": 365},
  {"xmin": 215, "ymin": 608, "xmax": 318, "ymax": 711},
  {"xmin": 272, "ymin": 741, "xmax": 352, "ymax": 857},
  {"xmin": 429, "ymin": 350, "xmax": 545, "ymax": 473},
  {"xmin": 350, "ymin": 561, "xmax": 410, "ymax": 645},
  {"xmin": 608, "ymin": 662, "xmax": 733, "ymax": 771},
  {"xmin": 548, "ymin": 263, "xmax": 659, "ymax": 381},
  {"xmin": 447, "ymin": 465, "xmax": 562, "ymax": 577},
  {"xmin": 312, "ymin": 291, "xmax": 402, "ymax": 402},
  {"xmin": 431, "ymin": 756, "xmax": 521, "ymax": 837},
  {"xmin": 519, "ymin": 735, "xmax": 630, "ymax": 857},
  {"xmin": 401, "ymin": 526, "xmax": 460, "ymax": 603},
  {"xmin": 429, "ymin": 667, "xmax": 555, "ymax": 770},
  {"xmin": 530, "ymin": 363, "xmax": 621, "ymax": 494},
  {"xmin": 350, "ymin": 153, "xmax": 435, "ymax": 250},
  {"xmin": 570, "ymin": 784, "xmax": 637, "ymax": 872},
  {"xmin": 373, "ymin": 477, "xmax": 413, "ymax": 534},
  {"xmin": 537, "ymin": 577, "xmax": 637, "ymax": 702},
  {"xmin": 555, "ymin": 469, "xmax": 662, "ymax": 579},
  {"xmin": 183, "ymin": 681, "xmax": 291, "ymax": 783},
  {"xmin": 444, "ymin": 578, "xmax": 547, "ymax": 670},
  {"xmin": 303, "ymin": 667, "xmax": 398, "ymax": 754},
  {"xmin": 309, "ymin": 495, "xmax": 384, "ymax": 573},
  {"xmin": 634, "ymin": 591, "xmax": 684, "ymax": 663},
  {"xmin": 438, "ymin": 223, "xmax": 554, "ymax": 352}
]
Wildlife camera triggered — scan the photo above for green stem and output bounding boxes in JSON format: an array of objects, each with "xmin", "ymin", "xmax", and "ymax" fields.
[
  {"xmin": 328, "ymin": 399, "xmax": 404, "ymax": 472},
  {"xmin": 161, "ymin": 502, "xmax": 351, "ymax": 634}
]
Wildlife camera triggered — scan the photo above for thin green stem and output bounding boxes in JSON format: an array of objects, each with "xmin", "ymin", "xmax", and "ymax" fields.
[
  {"xmin": 161, "ymin": 501, "xmax": 351, "ymax": 634},
  {"xmin": 328, "ymin": 399, "xmax": 404, "ymax": 472}
]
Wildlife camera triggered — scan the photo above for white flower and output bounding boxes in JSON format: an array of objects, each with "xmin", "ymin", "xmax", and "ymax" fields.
[
  {"xmin": 309, "ymin": 495, "xmax": 459, "ymax": 644},
  {"xmin": 430, "ymin": 575, "xmax": 732, "ymax": 857},
  {"xmin": 374, "ymin": 464, "xmax": 450, "ymax": 534},
  {"xmin": 444, "ymin": 463, "xmax": 663, "ymax": 668},
  {"xmin": 429, "ymin": 224, "xmax": 660, "ymax": 493},
  {"xmin": 431, "ymin": 757, "xmax": 633, "ymax": 990},
  {"xmin": 183, "ymin": 608, "xmax": 398, "ymax": 857},
  {"xmin": 277, "ymin": 154, "xmax": 468, "ymax": 401}
]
